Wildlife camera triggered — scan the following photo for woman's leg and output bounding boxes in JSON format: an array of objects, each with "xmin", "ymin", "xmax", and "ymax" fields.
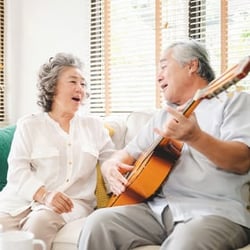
[
  {"xmin": 21, "ymin": 209, "xmax": 65, "ymax": 250},
  {"xmin": 0, "ymin": 209, "xmax": 30, "ymax": 231}
]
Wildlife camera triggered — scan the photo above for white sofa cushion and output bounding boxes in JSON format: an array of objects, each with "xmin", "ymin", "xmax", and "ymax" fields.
[
  {"xmin": 52, "ymin": 218, "xmax": 85, "ymax": 250},
  {"xmin": 105, "ymin": 115, "xmax": 127, "ymax": 149},
  {"xmin": 125, "ymin": 110, "xmax": 155, "ymax": 145}
]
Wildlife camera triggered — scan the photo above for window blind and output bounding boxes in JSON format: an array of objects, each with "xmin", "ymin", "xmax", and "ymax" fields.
[
  {"xmin": 0, "ymin": 0, "xmax": 5, "ymax": 124},
  {"xmin": 90, "ymin": 0, "xmax": 250, "ymax": 116},
  {"xmin": 89, "ymin": 0, "xmax": 106, "ymax": 115},
  {"xmin": 107, "ymin": 1, "xmax": 158, "ymax": 114},
  {"xmin": 89, "ymin": 0, "xmax": 164, "ymax": 115},
  {"xmin": 190, "ymin": 0, "xmax": 250, "ymax": 87},
  {"xmin": 227, "ymin": 0, "xmax": 250, "ymax": 91}
]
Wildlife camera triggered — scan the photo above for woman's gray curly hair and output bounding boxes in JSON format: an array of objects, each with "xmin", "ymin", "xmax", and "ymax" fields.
[{"xmin": 37, "ymin": 52, "xmax": 85, "ymax": 112}]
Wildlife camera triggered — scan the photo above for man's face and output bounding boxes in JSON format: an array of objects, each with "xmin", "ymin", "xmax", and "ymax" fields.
[{"xmin": 157, "ymin": 50, "xmax": 193, "ymax": 105}]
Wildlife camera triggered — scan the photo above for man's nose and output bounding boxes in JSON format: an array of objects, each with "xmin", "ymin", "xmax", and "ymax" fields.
[{"xmin": 157, "ymin": 74, "xmax": 163, "ymax": 83}]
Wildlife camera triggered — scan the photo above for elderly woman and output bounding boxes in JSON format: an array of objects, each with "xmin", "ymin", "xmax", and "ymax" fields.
[{"xmin": 0, "ymin": 53, "xmax": 115, "ymax": 249}]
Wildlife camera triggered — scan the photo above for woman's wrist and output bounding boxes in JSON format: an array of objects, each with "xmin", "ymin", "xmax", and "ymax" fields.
[
  {"xmin": 34, "ymin": 186, "xmax": 48, "ymax": 204},
  {"xmin": 43, "ymin": 191, "xmax": 52, "ymax": 205},
  {"xmin": 40, "ymin": 190, "xmax": 48, "ymax": 204}
]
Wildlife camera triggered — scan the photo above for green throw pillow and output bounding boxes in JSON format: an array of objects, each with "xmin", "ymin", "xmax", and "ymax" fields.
[{"xmin": 0, "ymin": 125, "xmax": 16, "ymax": 191}]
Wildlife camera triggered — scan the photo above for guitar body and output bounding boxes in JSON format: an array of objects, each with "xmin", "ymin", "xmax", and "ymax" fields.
[{"xmin": 108, "ymin": 138, "xmax": 183, "ymax": 206}]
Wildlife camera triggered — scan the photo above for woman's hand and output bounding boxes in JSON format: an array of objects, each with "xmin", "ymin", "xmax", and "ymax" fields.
[
  {"xmin": 101, "ymin": 158, "xmax": 134, "ymax": 196},
  {"xmin": 43, "ymin": 191, "xmax": 74, "ymax": 214},
  {"xmin": 34, "ymin": 187, "xmax": 74, "ymax": 214}
]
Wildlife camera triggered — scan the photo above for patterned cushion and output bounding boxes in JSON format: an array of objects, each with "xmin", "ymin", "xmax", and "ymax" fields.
[
  {"xmin": 95, "ymin": 163, "xmax": 110, "ymax": 208},
  {"xmin": 95, "ymin": 123, "xmax": 115, "ymax": 208}
]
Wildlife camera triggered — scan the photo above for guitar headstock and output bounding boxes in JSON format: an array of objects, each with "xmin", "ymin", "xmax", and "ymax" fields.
[{"xmin": 194, "ymin": 56, "xmax": 250, "ymax": 101}]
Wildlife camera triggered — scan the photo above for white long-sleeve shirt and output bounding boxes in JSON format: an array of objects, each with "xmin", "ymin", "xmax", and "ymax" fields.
[{"xmin": 0, "ymin": 112, "xmax": 115, "ymax": 222}]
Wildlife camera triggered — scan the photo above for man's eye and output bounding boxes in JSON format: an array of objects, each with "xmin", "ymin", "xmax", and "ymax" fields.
[{"xmin": 81, "ymin": 82, "xmax": 87, "ymax": 87}]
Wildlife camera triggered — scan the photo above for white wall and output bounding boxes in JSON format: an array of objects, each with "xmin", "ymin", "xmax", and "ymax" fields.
[{"xmin": 5, "ymin": 0, "xmax": 90, "ymax": 124}]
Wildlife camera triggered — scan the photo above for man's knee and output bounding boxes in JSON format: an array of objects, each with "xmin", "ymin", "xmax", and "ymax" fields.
[
  {"xmin": 162, "ymin": 216, "xmax": 248, "ymax": 250},
  {"xmin": 85, "ymin": 207, "xmax": 115, "ymax": 228}
]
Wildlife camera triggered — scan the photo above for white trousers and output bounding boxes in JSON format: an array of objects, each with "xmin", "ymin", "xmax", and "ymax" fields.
[{"xmin": 0, "ymin": 208, "xmax": 65, "ymax": 250}]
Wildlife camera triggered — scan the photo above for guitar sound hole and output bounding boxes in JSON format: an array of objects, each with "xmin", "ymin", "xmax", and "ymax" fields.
[{"xmin": 154, "ymin": 142, "xmax": 180, "ymax": 162}]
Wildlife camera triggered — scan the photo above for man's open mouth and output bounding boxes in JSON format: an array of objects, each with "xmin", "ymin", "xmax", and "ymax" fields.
[
  {"xmin": 72, "ymin": 97, "xmax": 81, "ymax": 102},
  {"xmin": 161, "ymin": 84, "xmax": 168, "ymax": 90}
]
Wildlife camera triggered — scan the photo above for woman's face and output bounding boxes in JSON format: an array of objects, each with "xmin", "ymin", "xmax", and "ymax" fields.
[{"xmin": 52, "ymin": 66, "xmax": 87, "ymax": 114}]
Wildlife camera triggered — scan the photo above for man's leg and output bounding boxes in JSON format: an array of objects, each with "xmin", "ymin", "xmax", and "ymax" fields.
[
  {"xmin": 161, "ymin": 215, "xmax": 250, "ymax": 250},
  {"xmin": 78, "ymin": 203, "xmax": 167, "ymax": 250}
]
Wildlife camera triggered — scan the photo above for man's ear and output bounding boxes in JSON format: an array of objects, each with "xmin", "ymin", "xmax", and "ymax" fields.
[{"xmin": 188, "ymin": 59, "xmax": 199, "ymax": 74}]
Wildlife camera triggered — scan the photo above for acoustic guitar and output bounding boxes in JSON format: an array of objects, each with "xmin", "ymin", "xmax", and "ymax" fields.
[{"xmin": 108, "ymin": 56, "xmax": 250, "ymax": 207}]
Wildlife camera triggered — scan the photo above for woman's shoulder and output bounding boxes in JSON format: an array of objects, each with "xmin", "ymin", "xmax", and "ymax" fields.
[
  {"xmin": 16, "ymin": 112, "xmax": 46, "ymax": 126},
  {"xmin": 76, "ymin": 113, "xmax": 103, "ymax": 125}
]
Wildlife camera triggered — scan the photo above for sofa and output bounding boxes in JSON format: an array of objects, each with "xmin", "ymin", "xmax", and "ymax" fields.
[{"xmin": 0, "ymin": 110, "xmax": 249, "ymax": 250}]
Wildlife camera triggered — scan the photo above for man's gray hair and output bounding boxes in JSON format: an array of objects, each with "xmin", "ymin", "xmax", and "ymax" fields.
[{"xmin": 165, "ymin": 40, "xmax": 215, "ymax": 83}]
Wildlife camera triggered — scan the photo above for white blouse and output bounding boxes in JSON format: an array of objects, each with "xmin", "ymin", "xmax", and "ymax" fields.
[{"xmin": 0, "ymin": 112, "xmax": 115, "ymax": 222}]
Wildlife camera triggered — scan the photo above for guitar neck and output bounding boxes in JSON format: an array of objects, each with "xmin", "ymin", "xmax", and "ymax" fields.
[
  {"xmin": 182, "ymin": 99, "xmax": 202, "ymax": 118},
  {"xmin": 182, "ymin": 56, "xmax": 250, "ymax": 118}
]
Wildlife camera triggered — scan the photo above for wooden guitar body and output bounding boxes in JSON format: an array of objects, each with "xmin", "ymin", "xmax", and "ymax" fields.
[{"xmin": 108, "ymin": 138, "xmax": 183, "ymax": 206}]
